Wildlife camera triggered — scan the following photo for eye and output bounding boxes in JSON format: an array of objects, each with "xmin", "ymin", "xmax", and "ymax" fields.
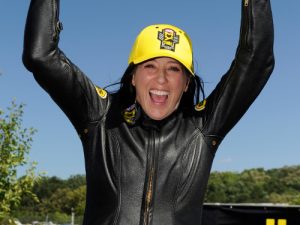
[
  {"xmin": 144, "ymin": 64, "xmax": 155, "ymax": 69},
  {"xmin": 167, "ymin": 65, "xmax": 182, "ymax": 73},
  {"xmin": 142, "ymin": 62, "xmax": 158, "ymax": 73},
  {"xmin": 170, "ymin": 66, "xmax": 180, "ymax": 71}
]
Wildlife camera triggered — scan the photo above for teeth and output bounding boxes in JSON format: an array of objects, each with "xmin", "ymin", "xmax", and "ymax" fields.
[{"xmin": 150, "ymin": 90, "xmax": 169, "ymax": 96}]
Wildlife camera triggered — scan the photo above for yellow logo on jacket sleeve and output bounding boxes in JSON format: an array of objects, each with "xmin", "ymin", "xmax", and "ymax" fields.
[
  {"xmin": 195, "ymin": 99, "xmax": 206, "ymax": 111},
  {"xmin": 95, "ymin": 86, "xmax": 107, "ymax": 99}
]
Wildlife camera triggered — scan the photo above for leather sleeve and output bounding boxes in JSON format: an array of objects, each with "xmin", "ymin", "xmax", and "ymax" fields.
[
  {"xmin": 201, "ymin": 0, "xmax": 275, "ymax": 138},
  {"xmin": 22, "ymin": 0, "xmax": 109, "ymax": 134}
]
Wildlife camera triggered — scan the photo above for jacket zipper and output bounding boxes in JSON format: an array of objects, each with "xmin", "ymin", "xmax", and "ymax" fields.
[
  {"xmin": 53, "ymin": 0, "xmax": 63, "ymax": 41},
  {"xmin": 143, "ymin": 167, "xmax": 154, "ymax": 225},
  {"xmin": 142, "ymin": 131, "xmax": 157, "ymax": 225},
  {"xmin": 235, "ymin": 0, "xmax": 250, "ymax": 56},
  {"xmin": 244, "ymin": 0, "xmax": 250, "ymax": 50}
]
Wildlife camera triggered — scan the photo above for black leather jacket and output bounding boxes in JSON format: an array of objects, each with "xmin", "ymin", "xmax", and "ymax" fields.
[{"xmin": 23, "ymin": 0, "xmax": 274, "ymax": 224}]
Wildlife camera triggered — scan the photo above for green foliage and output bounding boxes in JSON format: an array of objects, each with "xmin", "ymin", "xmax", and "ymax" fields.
[
  {"xmin": 205, "ymin": 171, "xmax": 241, "ymax": 202},
  {"xmin": 205, "ymin": 166, "xmax": 300, "ymax": 204},
  {"xmin": 41, "ymin": 186, "xmax": 86, "ymax": 215},
  {"xmin": 0, "ymin": 101, "xmax": 39, "ymax": 222},
  {"xmin": 48, "ymin": 211, "xmax": 70, "ymax": 224},
  {"xmin": 65, "ymin": 174, "xmax": 86, "ymax": 189},
  {"xmin": 15, "ymin": 175, "xmax": 86, "ymax": 224}
]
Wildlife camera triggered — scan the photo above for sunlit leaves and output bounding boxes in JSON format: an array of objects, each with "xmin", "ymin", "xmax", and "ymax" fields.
[{"xmin": 0, "ymin": 101, "xmax": 39, "ymax": 222}]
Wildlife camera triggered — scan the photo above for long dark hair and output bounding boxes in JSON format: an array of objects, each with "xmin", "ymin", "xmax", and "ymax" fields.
[{"xmin": 106, "ymin": 63, "xmax": 205, "ymax": 114}]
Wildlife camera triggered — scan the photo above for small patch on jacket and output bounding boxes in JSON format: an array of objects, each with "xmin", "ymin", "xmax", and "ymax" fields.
[
  {"xmin": 195, "ymin": 99, "xmax": 206, "ymax": 111},
  {"xmin": 122, "ymin": 104, "xmax": 137, "ymax": 125},
  {"xmin": 95, "ymin": 86, "xmax": 107, "ymax": 99}
]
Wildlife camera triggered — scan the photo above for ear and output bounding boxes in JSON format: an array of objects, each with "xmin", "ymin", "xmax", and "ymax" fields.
[{"xmin": 131, "ymin": 73, "xmax": 136, "ymax": 87}]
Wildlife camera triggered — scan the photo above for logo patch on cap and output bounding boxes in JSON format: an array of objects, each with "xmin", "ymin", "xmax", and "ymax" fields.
[{"xmin": 157, "ymin": 28, "xmax": 179, "ymax": 52}]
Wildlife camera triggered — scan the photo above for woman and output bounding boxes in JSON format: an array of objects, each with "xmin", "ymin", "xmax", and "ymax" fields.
[{"xmin": 23, "ymin": 0, "xmax": 274, "ymax": 224}]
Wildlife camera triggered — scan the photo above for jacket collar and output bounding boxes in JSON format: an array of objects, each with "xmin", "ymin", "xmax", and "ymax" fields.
[{"xmin": 123, "ymin": 102, "xmax": 181, "ymax": 131}]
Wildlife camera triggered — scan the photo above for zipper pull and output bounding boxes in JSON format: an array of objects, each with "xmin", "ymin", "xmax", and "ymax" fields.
[{"xmin": 244, "ymin": 0, "xmax": 249, "ymax": 7}]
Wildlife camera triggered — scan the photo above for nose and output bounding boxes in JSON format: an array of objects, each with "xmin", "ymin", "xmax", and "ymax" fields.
[{"xmin": 156, "ymin": 69, "xmax": 167, "ymax": 84}]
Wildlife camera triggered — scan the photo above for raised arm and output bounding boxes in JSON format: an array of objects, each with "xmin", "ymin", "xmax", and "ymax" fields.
[
  {"xmin": 23, "ymin": 0, "xmax": 108, "ymax": 134},
  {"xmin": 202, "ymin": 0, "xmax": 275, "ymax": 138}
]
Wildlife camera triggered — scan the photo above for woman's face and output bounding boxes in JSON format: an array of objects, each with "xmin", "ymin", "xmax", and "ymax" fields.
[{"xmin": 132, "ymin": 57, "xmax": 189, "ymax": 120}]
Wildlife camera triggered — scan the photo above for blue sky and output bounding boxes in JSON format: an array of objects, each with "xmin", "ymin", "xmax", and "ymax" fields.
[{"xmin": 1, "ymin": 0, "xmax": 299, "ymax": 179}]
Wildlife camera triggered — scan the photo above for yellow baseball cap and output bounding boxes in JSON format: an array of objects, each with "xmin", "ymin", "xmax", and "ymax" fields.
[{"xmin": 128, "ymin": 24, "xmax": 194, "ymax": 75}]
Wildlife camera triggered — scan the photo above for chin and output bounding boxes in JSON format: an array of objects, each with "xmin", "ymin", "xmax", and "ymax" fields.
[
  {"xmin": 149, "ymin": 115, "xmax": 166, "ymax": 121},
  {"xmin": 147, "ymin": 111, "xmax": 170, "ymax": 121}
]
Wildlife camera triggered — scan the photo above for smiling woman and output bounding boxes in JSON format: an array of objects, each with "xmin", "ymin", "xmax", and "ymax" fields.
[
  {"xmin": 118, "ymin": 23, "xmax": 202, "ymax": 124},
  {"xmin": 22, "ymin": 0, "xmax": 274, "ymax": 224}
]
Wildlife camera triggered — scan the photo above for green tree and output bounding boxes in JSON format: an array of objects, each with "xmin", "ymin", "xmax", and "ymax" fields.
[
  {"xmin": 0, "ymin": 101, "xmax": 39, "ymax": 222},
  {"xmin": 42, "ymin": 186, "xmax": 86, "ymax": 215},
  {"xmin": 205, "ymin": 171, "xmax": 245, "ymax": 203},
  {"xmin": 65, "ymin": 174, "xmax": 86, "ymax": 189},
  {"xmin": 237, "ymin": 168, "xmax": 269, "ymax": 202},
  {"xmin": 16, "ymin": 175, "xmax": 86, "ymax": 224}
]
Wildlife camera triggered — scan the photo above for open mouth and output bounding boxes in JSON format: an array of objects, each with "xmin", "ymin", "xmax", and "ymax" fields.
[{"xmin": 149, "ymin": 89, "xmax": 169, "ymax": 104}]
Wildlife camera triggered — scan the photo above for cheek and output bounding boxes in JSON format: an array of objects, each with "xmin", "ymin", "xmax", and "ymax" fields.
[
  {"xmin": 133, "ymin": 77, "xmax": 142, "ymax": 92},
  {"xmin": 182, "ymin": 75, "xmax": 190, "ymax": 92},
  {"xmin": 133, "ymin": 71, "xmax": 153, "ymax": 90},
  {"xmin": 132, "ymin": 75, "xmax": 150, "ymax": 100},
  {"xmin": 174, "ymin": 77, "xmax": 189, "ymax": 94}
]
